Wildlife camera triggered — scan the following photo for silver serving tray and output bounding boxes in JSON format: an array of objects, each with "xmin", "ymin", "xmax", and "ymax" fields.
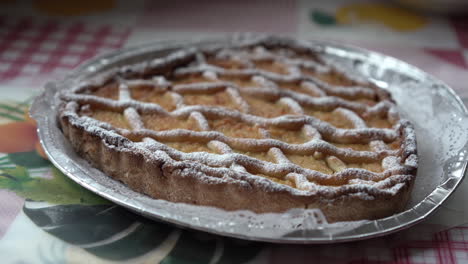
[{"xmin": 31, "ymin": 36, "xmax": 468, "ymax": 244}]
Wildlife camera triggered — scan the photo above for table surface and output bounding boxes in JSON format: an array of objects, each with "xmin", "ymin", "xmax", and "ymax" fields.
[{"xmin": 1, "ymin": 1, "xmax": 468, "ymax": 263}]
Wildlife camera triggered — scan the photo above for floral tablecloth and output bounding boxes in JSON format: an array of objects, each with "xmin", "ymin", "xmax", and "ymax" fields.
[{"xmin": 1, "ymin": 1, "xmax": 468, "ymax": 263}]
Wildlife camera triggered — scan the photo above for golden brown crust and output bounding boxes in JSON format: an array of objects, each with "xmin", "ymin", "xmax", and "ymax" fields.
[
  {"xmin": 60, "ymin": 112, "xmax": 414, "ymax": 222},
  {"xmin": 57, "ymin": 36, "xmax": 418, "ymax": 223}
]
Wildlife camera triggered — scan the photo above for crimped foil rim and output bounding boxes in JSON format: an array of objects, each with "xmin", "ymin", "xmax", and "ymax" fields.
[{"xmin": 31, "ymin": 35, "xmax": 468, "ymax": 243}]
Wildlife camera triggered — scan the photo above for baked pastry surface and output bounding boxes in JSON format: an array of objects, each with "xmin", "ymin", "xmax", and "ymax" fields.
[{"xmin": 58, "ymin": 36, "xmax": 418, "ymax": 222}]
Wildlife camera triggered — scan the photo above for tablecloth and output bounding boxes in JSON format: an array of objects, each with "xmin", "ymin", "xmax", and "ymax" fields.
[{"xmin": 0, "ymin": 1, "xmax": 468, "ymax": 263}]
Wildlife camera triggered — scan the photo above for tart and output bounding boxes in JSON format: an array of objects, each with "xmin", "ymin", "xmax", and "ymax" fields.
[{"xmin": 58, "ymin": 36, "xmax": 418, "ymax": 222}]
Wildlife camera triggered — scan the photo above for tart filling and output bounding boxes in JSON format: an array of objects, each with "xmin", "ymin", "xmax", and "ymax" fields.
[{"xmin": 58, "ymin": 36, "xmax": 417, "ymax": 222}]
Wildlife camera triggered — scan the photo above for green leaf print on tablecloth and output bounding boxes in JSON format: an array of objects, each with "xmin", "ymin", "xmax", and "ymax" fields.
[
  {"xmin": 309, "ymin": 4, "xmax": 427, "ymax": 32},
  {"xmin": 23, "ymin": 203, "xmax": 264, "ymax": 263},
  {"xmin": 310, "ymin": 10, "xmax": 337, "ymax": 26},
  {"xmin": 0, "ymin": 145, "xmax": 263, "ymax": 263},
  {"xmin": 23, "ymin": 204, "xmax": 175, "ymax": 261},
  {"xmin": 1, "ymin": 165, "xmax": 108, "ymax": 205},
  {"xmin": 0, "ymin": 98, "xmax": 264, "ymax": 263},
  {"xmin": 7, "ymin": 151, "xmax": 50, "ymax": 168},
  {"xmin": 161, "ymin": 231, "xmax": 263, "ymax": 264},
  {"xmin": 0, "ymin": 101, "xmax": 28, "ymax": 121}
]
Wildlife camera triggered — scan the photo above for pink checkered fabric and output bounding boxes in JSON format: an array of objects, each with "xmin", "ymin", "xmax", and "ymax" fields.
[
  {"xmin": 0, "ymin": 5, "xmax": 467, "ymax": 263},
  {"xmin": 393, "ymin": 227, "xmax": 468, "ymax": 264},
  {"xmin": 0, "ymin": 16, "xmax": 130, "ymax": 82},
  {"xmin": 269, "ymin": 225, "xmax": 468, "ymax": 263},
  {"xmin": 451, "ymin": 16, "xmax": 468, "ymax": 50}
]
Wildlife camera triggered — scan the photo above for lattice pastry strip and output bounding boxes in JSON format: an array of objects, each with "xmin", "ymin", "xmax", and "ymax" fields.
[
  {"xmin": 118, "ymin": 68, "xmax": 369, "ymax": 187},
  {"xmin": 59, "ymin": 36, "xmax": 418, "ymax": 222}
]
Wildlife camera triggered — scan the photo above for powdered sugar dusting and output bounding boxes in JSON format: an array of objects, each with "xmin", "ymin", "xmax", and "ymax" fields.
[
  {"xmin": 59, "ymin": 36, "xmax": 417, "ymax": 201},
  {"xmin": 123, "ymin": 108, "xmax": 144, "ymax": 130},
  {"xmin": 301, "ymin": 81, "xmax": 326, "ymax": 97},
  {"xmin": 335, "ymin": 108, "xmax": 366, "ymax": 128}
]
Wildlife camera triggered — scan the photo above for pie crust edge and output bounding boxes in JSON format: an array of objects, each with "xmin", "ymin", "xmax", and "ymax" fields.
[{"xmin": 59, "ymin": 112, "xmax": 416, "ymax": 223}]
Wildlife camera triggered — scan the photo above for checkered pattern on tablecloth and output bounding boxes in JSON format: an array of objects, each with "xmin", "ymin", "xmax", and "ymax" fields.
[
  {"xmin": 0, "ymin": 2, "xmax": 467, "ymax": 263},
  {"xmin": 0, "ymin": 16, "xmax": 130, "ymax": 82},
  {"xmin": 424, "ymin": 16, "xmax": 468, "ymax": 70},
  {"xmin": 268, "ymin": 225, "xmax": 468, "ymax": 263},
  {"xmin": 450, "ymin": 16, "xmax": 468, "ymax": 71},
  {"xmin": 396, "ymin": 228, "xmax": 465, "ymax": 264}
]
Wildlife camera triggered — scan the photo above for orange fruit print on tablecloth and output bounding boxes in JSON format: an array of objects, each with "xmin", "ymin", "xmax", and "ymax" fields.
[
  {"xmin": 0, "ymin": 122, "xmax": 38, "ymax": 153},
  {"xmin": 0, "ymin": 109, "xmax": 47, "ymax": 159}
]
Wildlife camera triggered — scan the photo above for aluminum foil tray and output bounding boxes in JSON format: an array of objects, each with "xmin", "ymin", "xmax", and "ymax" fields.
[{"xmin": 31, "ymin": 36, "xmax": 468, "ymax": 244}]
